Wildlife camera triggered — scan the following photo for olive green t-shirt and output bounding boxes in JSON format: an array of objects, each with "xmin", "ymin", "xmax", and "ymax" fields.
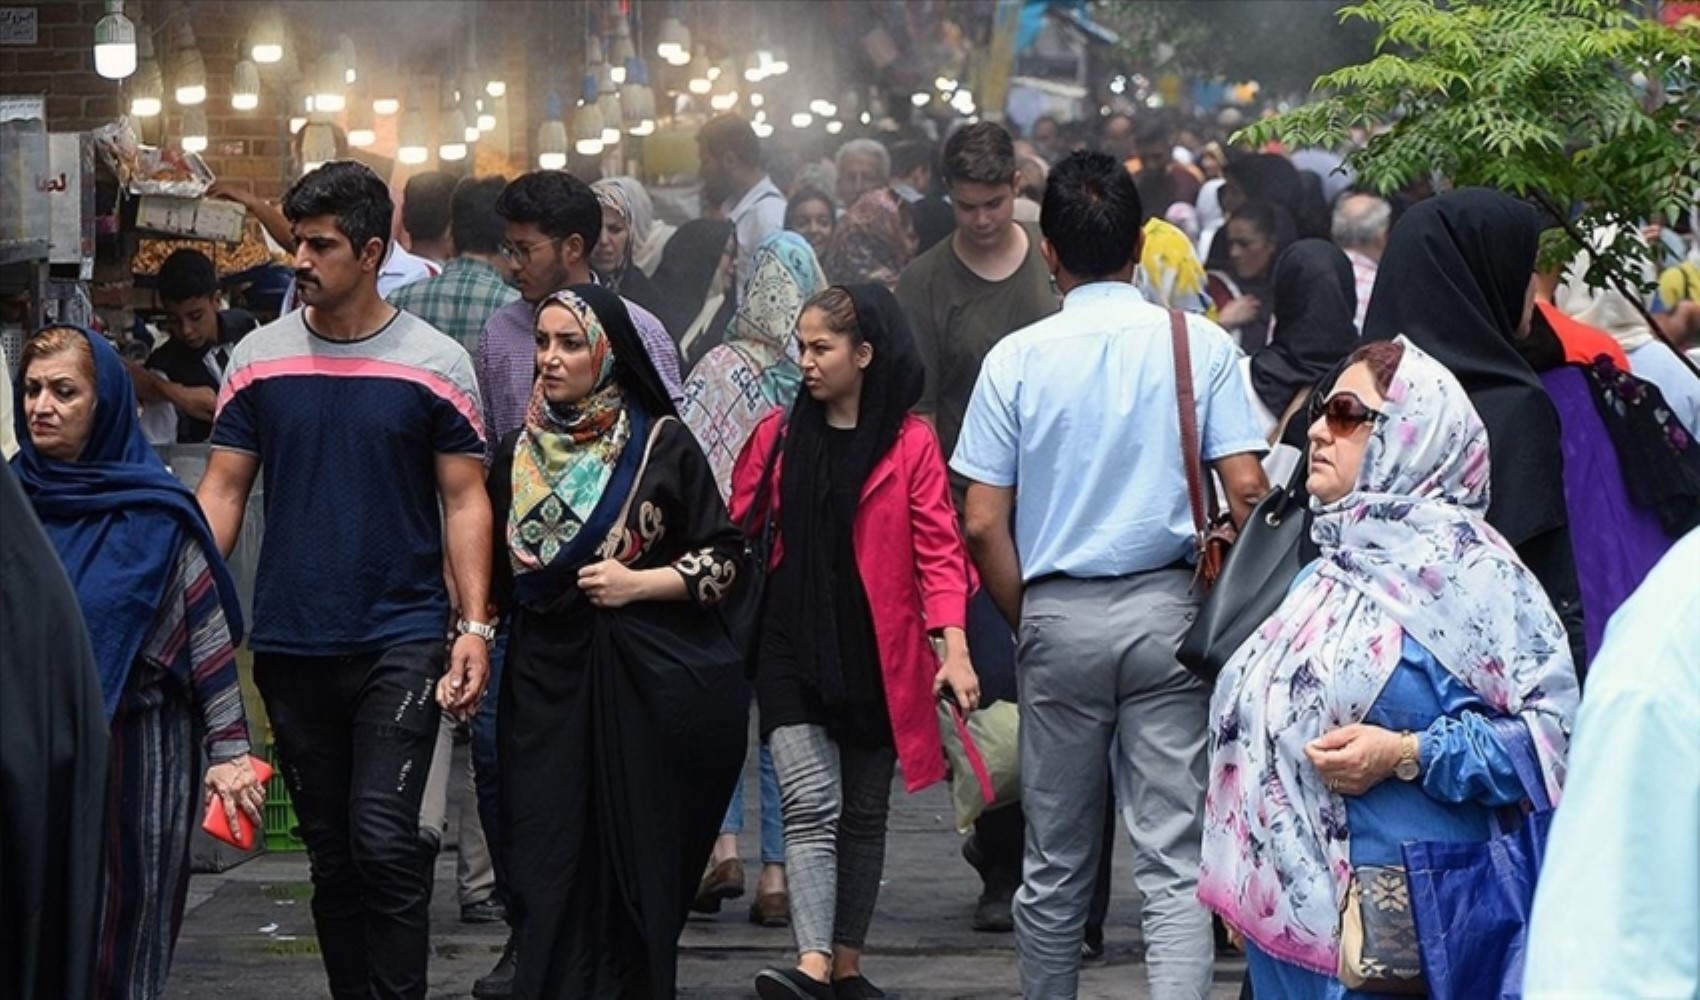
[{"xmin": 896, "ymin": 223, "xmax": 1060, "ymax": 499}]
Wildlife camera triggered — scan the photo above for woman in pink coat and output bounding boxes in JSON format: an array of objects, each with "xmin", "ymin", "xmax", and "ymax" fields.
[{"xmin": 732, "ymin": 284, "xmax": 979, "ymax": 1000}]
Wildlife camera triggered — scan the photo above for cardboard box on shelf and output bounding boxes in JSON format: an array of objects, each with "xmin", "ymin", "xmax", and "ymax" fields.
[{"xmin": 135, "ymin": 195, "xmax": 246, "ymax": 244}]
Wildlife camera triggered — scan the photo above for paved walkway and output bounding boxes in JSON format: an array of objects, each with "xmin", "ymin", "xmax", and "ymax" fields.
[{"xmin": 171, "ymin": 747, "xmax": 1246, "ymax": 998}]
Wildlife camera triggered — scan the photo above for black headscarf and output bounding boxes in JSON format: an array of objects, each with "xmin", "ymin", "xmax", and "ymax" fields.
[
  {"xmin": 1361, "ymin": 188, "xmax": 1565, "ymax": 545},
  {"xmin": 567, "ymin": 282, "xmax": 680, "ymax": 422},
  {"xmin": 1250, "ymin": 239, "xmax": 1360, "ymax": 416},
  {"xmin": 648, "ymin": 218, "xmax": 734, "ymax": 347},
  {"xmin": 778, "ymin": 284, "xmax": 925, "ymax": 705}
]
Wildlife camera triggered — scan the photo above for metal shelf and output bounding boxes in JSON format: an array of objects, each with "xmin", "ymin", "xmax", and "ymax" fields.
[{"xmin": 0, "ymin": 239, "xmax": 49, "ymax": 267}]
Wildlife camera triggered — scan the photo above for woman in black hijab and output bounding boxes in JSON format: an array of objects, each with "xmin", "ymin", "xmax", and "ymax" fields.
[
  {"xmin": 486, "ymin": 284, "xmax": 747, "ymax": 999},
  {"xmin": 649, "ymin": 218, "xmax": 737, "ymax": 368},
  {"xmin": 731, "ymin": 284, "xmax": 978, "ymax": 999},
  {"xmin": 1207, "ymin": 200, "xmax": 1297, "ymax": 351},
  {"xmin": 1249, "ymin": 239, "xmax": 1361, "ymax": 440},
  {"xmin": 1361, "ymin": 187, "xmax": 1586, "ymax": 668}
]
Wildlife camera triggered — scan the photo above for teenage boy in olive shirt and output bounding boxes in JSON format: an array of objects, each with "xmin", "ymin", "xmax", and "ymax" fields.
[{"xmin": 895, "ymin": 122, "xmax": 1060, "ymax": 933}]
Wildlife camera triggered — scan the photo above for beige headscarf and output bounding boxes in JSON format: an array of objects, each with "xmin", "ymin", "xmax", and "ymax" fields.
[{"xmin": 1554, "ymin": 224, "xmax": 1657, "ymax": 352}]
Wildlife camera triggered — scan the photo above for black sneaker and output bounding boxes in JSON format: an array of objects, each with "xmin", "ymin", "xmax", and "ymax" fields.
[
  {"xmin": 460, "ymin": 897, "xmax": 507, "ymax": 924},
  {"xmin": 971, "ymin": 869, "xmax": 1017, "ymax": 932},
  {"xmin": 754, "ymin": 967, "xmax": 834, "ymax": 1000},
  {"xmin": 832, "ymin": 973, "xmax": 888, "ymax": 999},
  {"xmin": 471, "ymin": 934, "xmax": 517, "ymax": 999}
]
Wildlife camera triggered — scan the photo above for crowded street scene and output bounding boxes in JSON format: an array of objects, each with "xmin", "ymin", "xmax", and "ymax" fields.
[{"xmin": 1, "ymin": 0, "xmax": 1697, "ymax": 998}]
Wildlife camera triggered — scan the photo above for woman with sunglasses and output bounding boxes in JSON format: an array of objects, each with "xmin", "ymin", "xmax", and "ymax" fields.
[{"xmin": 1199, "ymin": 337, "xmax": 1579, "ymax": 998}]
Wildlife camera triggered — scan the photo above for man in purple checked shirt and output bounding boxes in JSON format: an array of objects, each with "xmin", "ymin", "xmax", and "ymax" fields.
[{"xmin": 464, "ymin": 169, "xmax": 683, "ymax": 1000}]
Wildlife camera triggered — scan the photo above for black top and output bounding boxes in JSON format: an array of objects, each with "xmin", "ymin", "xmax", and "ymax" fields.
[{"xmin": 145, "ymin": 309, "xmax": 258, "ymax": 443}]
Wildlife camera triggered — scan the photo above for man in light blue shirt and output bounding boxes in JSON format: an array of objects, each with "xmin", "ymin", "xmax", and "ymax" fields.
[
  {"xmin": 953, "ymin": 151, "xmax": 1268, "ymax": 1000},
  {"xmin": 1524, "ymin": 529, "xmax": 1699, "ymax": 998}
]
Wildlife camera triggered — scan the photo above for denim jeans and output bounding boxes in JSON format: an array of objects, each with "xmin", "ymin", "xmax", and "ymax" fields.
[
  {"xmin": 254, "ymin": 641, "xmax": 444, "ymax": 1000},
  {"xmin": 469, "ymin": 628, "xmax": 508, "ymax": 906},
  {"xmin": 719, "ymin": 740, "xmax": 785, "ymax": 865}
]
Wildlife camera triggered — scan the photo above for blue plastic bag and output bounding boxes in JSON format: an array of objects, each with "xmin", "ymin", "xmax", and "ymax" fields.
[{"xmin": 1402, "ymin": 717, "xmax": 1553, "ymax": 1000}]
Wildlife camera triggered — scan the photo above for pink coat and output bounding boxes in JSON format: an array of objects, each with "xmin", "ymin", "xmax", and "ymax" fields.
[{"xmin": 730, "ymin": 411, "xmax": 973, "ymax": 793}]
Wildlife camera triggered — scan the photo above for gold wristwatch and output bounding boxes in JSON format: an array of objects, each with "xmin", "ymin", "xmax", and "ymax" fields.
[{"xmin": 1394, "ymin": 731, "xmax": 1421, "ymax": 782}]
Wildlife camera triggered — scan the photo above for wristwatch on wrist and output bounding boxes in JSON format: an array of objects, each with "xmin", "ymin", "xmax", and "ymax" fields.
[
  {"xmin": 1394, "ymin": 731, "xmax": 1421, "ymax": 782},
  {"xmin": 456, "ymin": 618, "xmax": 496, "ymax": 642}
]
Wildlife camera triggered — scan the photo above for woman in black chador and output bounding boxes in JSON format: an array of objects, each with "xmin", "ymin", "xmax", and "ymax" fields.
[{"xmin": 488, "ymin": 284, "xmax": 748, "ymax": 998}]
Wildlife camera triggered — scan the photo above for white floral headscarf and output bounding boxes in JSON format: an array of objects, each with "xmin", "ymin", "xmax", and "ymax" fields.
[{"xmin": 1198, "ymin": 336, "xmax": 1579, "ymax": 975}]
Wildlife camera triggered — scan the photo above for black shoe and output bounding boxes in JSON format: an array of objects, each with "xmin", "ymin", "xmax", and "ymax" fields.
[
  {"xmin": 460, "ymin": 897, "xmax": 507, "ymax": 924},
  {"xmin": 971, "ymin": 868, "xmax": 1017, "ymax": 933},
  {"xmin": 960, "ymin": 833, "xmax": 986, "ymax": 875},
  {"xmin": 832, "ymin": 973, "xmax": 887, "ymax": 1000},
  {"xmin": 754, "ymin": 967, "xmax": 835, "ymax": 1000},
  {"xmin": 471, "ymin": 934, "xmax": 517, "ymax": 999},
  {"xmin": 1082, "ymin": 925, "xmax": 1105, "ymax": 962}
]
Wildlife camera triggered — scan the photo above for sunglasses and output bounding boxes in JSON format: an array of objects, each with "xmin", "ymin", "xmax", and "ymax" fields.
[{"xmin": 1310, "ymin": 392, "xmax": 1386, "ymax": 435}]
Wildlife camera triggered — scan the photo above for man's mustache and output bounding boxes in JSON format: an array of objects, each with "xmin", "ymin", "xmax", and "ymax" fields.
[{"xmin": 293, "ymin": 270, "xmax": 319, "ymax": 285}]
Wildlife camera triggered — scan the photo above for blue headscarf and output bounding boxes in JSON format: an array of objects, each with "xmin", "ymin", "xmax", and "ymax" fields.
[{"xmin": 11, "ymin": 326, "xmax": 244, "ymax": 718}]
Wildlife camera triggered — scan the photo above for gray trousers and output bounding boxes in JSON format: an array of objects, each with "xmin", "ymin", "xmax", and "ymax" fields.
[
  {"xmin": 1013, "ymin": 570, "xmax": 1214, "ymax": 1000},
  {"xmin": 770, "ymin": 724, "xmax": 896, "ymax": 957}
]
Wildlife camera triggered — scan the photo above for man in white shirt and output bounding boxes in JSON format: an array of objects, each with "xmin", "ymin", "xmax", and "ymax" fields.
[
  {"xmin": 698, "ymin": 114, "xmax": 785, "ymax": 297},
  {"xmin": 953, "ymin": 150, "xmax": 1269, "ymax": 1000},
  {"xmin": 1332, "ymin": 193, "xmax": 1391, "ymax": 332},
  {"xmin": 1524, "ymin": 531, "xmax": 1699, "ymax": 998}
]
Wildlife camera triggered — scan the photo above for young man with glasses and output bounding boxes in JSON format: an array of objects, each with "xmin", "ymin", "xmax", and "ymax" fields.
[
  {"xmin": 474, "ymin": 171, "xmax": 683, "ymax": 453},
  {"xmin": 952, "ymin": 151, "xmax": 1268, "ymax": 999}
]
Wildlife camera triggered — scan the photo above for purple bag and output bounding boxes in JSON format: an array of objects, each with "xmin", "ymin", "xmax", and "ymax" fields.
[{"xmin": 1402, "ymin": 717, "xmax": 1553, "ymax": 1000}]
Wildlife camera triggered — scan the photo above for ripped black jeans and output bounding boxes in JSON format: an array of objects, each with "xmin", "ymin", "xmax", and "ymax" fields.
[{"xmin": 255, "ymin": 641, "xmax": 445, "ymax": 1000}]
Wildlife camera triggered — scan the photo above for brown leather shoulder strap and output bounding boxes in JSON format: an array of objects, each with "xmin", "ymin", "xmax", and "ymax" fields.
[{"xmin": 1171, "ymin": 310, "xmax": 1208, "ymax": 539}]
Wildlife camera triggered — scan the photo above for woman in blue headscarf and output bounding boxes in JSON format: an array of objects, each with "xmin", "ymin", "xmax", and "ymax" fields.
[{"xmin": 12, "ymin": 325, "xmax": 262, "ymax": 1000}]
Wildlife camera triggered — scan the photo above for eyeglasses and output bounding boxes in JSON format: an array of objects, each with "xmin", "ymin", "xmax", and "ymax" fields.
[
  {"xmin": 1310, "ymin": 392, "xmax": 1386, "ymax": 435},
  {"xmin": 498, "ymin": 237, "xmax": 562, "ymax": 265}
]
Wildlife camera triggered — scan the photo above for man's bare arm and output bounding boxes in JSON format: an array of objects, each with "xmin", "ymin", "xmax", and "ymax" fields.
[{"xmin": 195, "ymin": 449, "xmax": 260, "ymax": 557}]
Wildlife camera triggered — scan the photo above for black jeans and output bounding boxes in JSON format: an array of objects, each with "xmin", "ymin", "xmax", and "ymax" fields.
[{"xmin": 255, "ymin": 641, "xmax": 445, "ymax": 1000}]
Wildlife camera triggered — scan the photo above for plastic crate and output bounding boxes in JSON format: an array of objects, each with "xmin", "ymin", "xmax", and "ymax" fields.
[{"xmin": 261, "ymin": 745, "xmax": 306, "ymax": 853}]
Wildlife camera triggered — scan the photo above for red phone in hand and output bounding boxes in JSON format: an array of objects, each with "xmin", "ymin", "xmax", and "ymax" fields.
[{"xmin": 201, "ymin": 756, "xmax": 273, "ymax": 849}]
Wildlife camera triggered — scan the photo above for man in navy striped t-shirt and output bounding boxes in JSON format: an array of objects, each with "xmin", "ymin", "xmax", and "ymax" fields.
[{"xmin": 197, "ymin": 161, "xmax": 492, "ymax": 1000}]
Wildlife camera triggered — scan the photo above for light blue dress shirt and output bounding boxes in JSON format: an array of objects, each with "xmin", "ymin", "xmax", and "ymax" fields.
[
  {"xmin": 949, "ymin": 281, "xmax": 1266, "ymax": 581},
  {"xmin": 1525, "ymin": 530, "xmax": 1700, "ymax": 998}
]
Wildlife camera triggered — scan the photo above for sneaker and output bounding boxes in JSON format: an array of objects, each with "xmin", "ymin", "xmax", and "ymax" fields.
[
  {"xmin": 460, "ymin": 897, "xmax": 507, "ymax": 924},
  {"xmin": 690, "ymin": 857, "xmax": 746, "ymax": 914},
  {"xmin": 971, "ymin": 868, "xmax": 1017, "ymax": 932},
  {"xmin": 471, "ymin": 934, "xmax": 517, "ymax": 999},
  {"xmin": 832, "ymin": 973, "xmax": 888, "ymax": 999},
  {"xmin": 754, "ymin": 967, "xmax": 834, "ymax": 1000}
]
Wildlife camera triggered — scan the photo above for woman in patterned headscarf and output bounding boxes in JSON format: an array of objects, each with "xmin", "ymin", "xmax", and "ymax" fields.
[
  {"xmin": 821, "ymin": 188, "xmax": 916, "ymax": 291},
  {"xmin": 487, "ymin": 285, "xmax": 747, "ymax": 1000},
  {"xmin": 680, "ymin": 231, "xmax": 827, "ymax": 495},
  {"xmin": 591, "ymin": 178, "xmax": 666, "ymax": 317},
  {"xmin": 1200, "ymin": 338, "xmax": 1579, "ymax": 997}
]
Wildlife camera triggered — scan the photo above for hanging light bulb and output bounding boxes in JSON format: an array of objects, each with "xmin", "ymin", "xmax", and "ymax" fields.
[
  {"xmin": 752, "ymin": 118, "xmax": 774, "ymax": 139},
  {"xmin": 250, "ymin": 3, "xmax": 285, "ymax": 63},
  {"xmin": 346, "ymin": 96, "xmax": 376, "ymax": 147},
  {"xmin": 288, "ymin": 89, "xmax": 308, "ymax": 134},
  {"xmin": 373, "ymin": 94, "xmax": 400, "ymax": 116},
  {"xmin": 687, "ymin": 48, "xmax": 712, "ymax": 95},
  {"xmin": 791, "ymin": 111, "xmax": 813, "ymax": 129},
  {"xmin": 610, "ymin": 20, "xmax": 634, "ymax": 84},
  {"xmin": 825, "ymin": 120, "xmax": 844, "ymax": 135},
  {"xmin": 574, "ymin": 72, "xmax": 605, "ymax": 156},
  {"xmin": 743, "ymin": 52, "xmax": 766, "ymax": 84},
  {"xmin": 130, "ymin": 26, "xmax": 163, "ymax": 117},
  {"xmin": 749, "ymin": 92, "xmax": 764, "ymax": 108},
  {"xmin": 476, "ymin": 98, "xmax": 497, "ymax": 133},
  {"xmin": 768, "ymin": 48, "xmax": 790, "ymax": 76},
  {"xmin": 397, "ymin": 90, "xmax": 430, "ymax": 164},
  {"xmin": 172, "ymin": 21, "xmax": 207, "ymax": 106},
  {"xmin": 338, "ymin": 34, "xmax": 357, "ymax": 83},
  {"xmin": 439, "ymin": 108, "xmax": 469, "ymax": 162},
  {"xmin": 655, "ymin": 11, "xmax": 689, "ymax": 63},
  {"xmin": 94, "ymin": 1, "xmax": 138, "ymax": 79},
  {"xmin": 537, "ymin": 90, "xmax": 568, "ymax": 169},
  {"xmin": 809, "ymin": 99, "xmax": 838, "ymax": 118},
  {"xmin": 486, "ymin": 76, "xmax": 507, "ymax": 98},
  {"xmin": 623, "ymin": 60, "xmax": 655, "ymax": 137},
  {"xmin": 231, "ymin": 57, "xmax": 260, "ymax": 111},
  {"xmin": 300, "ymin": 114, "xmax": 338, "ymax": 172},
  {"xmin": 312, "ymin": 55, "xmax": 346, "ymax": 113},
  {"xmin": 180, "ymin": 106, "xmax": 208, "ymax": 153}
]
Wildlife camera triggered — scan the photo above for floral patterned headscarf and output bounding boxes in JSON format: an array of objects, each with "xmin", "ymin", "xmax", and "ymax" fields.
[
  {"xmin": 1198, "ymin": 337, "xmax": 1579, "ymax": 976},
  {"xmin": 507, "ymin": 290, "xmax": 631, "ymax": 575},
  {"xmin": 821, "ymin": 187, "xmax": 913, "ymax": 290}
]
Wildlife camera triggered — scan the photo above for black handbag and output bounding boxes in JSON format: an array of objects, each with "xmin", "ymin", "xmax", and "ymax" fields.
[
  {"xmin": 1176, "ymin": 458, "xmax": 1312, "ymax": 684},
  {"xmin": 719, "ymin": 416, "xmax": 786, "ymax": 676}
]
